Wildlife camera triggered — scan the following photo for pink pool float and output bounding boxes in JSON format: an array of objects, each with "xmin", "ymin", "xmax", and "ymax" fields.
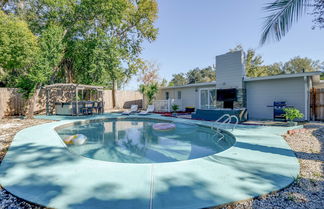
[{"xmin": 152, "ymin": 123, "xmax": 176, "ymax": 131}]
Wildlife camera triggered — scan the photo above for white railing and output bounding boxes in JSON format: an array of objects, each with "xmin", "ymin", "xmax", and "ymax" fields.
[
  {"xmin": 153, "ymin": 100, "xmax": 169, "ymax": 112},
  {"xmin": 153, "ymin": 99, "xmax": 182, "ymax": 112},
  {"xmin": 170, "ymin": 99, "xmax": 182, "ymax": 111}
]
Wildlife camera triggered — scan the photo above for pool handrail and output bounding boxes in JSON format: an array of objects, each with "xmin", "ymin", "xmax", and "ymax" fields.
[
  {"xmin": 215, "ymin": 114, "xmax": 231, "ymax": 124},
  {"xmin": 229, "ymin": 115, "xmax": 239, "ymax": 131},
  {"xmin": 213, "ymin": 114, "xmax": 239, "ymax": 132}
]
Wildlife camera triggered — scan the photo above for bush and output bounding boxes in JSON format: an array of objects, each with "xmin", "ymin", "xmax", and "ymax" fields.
[
  {"xmin": 283, "ymin": 108, "xmax": 304, "ymax": 121},
  {"xmin": 171, "ymin": 104, "xmax": 179, "ymax": 112},
  {"xmin": 139, "ymin": 83, "xmax": 159, "ymax": 105}
]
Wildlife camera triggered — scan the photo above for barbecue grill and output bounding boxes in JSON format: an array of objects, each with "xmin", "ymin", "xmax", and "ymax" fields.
[{"xmin": 267, "ymin": 101, "xmax": 293, "ymax": 121}]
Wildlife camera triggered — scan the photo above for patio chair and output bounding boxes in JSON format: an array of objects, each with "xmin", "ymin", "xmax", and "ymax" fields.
[
  {"xmin": 138, "ymin": 105, "xmax": 155, "ymax": 115},
  {"xmin": 122, "ymin": 105, "xmax": 138, "ymax": 115}
]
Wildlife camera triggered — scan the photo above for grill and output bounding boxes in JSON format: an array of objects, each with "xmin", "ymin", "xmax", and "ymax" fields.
[
  {"xmin": 273, "ymin": 101, "xmax": 286, "ymax": 121},
  {"xmin": 267, "ymin": 101, "xmax": 293, "ymax": 121}
]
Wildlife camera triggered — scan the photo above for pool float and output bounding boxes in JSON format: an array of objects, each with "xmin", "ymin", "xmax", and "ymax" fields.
[
  {"xmin": 63, "ymin": 134, "xmax": 87, "ymax": 145},
  {"xmin": 152, "ymin": 123, "xmax": 176, "ymax": 131}
]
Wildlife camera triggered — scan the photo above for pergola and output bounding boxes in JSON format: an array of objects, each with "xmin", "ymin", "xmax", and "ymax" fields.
[{"xmin": 44, "ymin": 83, "xmax": 104, "ymax": 116}]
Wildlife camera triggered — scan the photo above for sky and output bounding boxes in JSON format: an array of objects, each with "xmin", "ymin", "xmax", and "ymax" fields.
[{"xmin": 124, "ymin": 0, "xmax": 323, "ymax": 90}]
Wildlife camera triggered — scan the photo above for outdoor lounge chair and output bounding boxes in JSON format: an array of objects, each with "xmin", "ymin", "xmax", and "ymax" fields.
[
  {"xmin": 122, "ymin": 105, "xmax": 138, "ymax": 115},
  {"xmin": 138, "ymin": 105, "xmax": 155, "ymax": 115}
]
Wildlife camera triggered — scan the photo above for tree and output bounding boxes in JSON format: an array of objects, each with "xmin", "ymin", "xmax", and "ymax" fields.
[
  {"xmin": 17, "ymin": 24, "xmax": 65, "ymax": 118},
  {"xmin": 229, "ymin": 45, "xmax": 268, "ymax": 77},
  {"xmin": 168, "ymin": 66, "xmax": 215, "ymax": 86},
  {"xmin": 169, "ymin": 73, "xmax": 188, "ymax": 86},
  {"xmin": 137, "ymin": 60, "xmax": 160, "ymax": 85},
  {"xmin": 186, "ymin": 66, "xmax": 215, "ymax": 84},
  {"xmin": 0, "ymin": 11, "xmax": 39, "ymax": 87},
  {"xmin": 282, "ymin": 56, "xmax": 324, "ymax": 73},
  {"xmin": 139, "ymin": 83, "xmax": 159, "ymax": 105},
  {"xmin": 260, "ymin": 0, "xmax": 324, "ymax": 44},
  {"xmin": 244, "ymin": 49, "xmax": 267, "ymax": 77},
  {"xmin": 160, "ymin": 78, "xmax": 168, "ymax": 87},
  {"xmin": 2, "ymin": 0, "xmax": 159, "ymax": 108},
  {"xmin": 266, "ymin": 62, "xmax": 284, "ymax": 75}
]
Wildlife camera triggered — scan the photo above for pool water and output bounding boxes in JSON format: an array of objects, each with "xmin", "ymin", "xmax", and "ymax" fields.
[{"xmin": 56, "ymin": 118, "xmax": 235, "ymax": 163}]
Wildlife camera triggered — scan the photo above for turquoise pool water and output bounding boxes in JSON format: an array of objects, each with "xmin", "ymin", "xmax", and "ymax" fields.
[{"xmin": 56, "ymin": 118, "xmax": 235, "ymax": 163}]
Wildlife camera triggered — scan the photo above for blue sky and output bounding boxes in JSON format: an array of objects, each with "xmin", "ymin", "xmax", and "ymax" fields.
[{"xmin": 125, "ymin": 0, "xmax": 323, "ymax": 89}]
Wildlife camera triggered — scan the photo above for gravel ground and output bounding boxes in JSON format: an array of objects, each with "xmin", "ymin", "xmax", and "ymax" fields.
[{"xmin": 0, "ymin": 118, "xmax": 323, "ymax": 209}]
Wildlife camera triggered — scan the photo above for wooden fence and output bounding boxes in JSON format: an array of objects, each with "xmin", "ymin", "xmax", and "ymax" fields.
[
  {"xmin": 310, "ymin": 88, "xmax": 324, "ymax": 121},
  {"xmin": 0, "ymin": 88, "xmax": 143, "ymax": 118}
]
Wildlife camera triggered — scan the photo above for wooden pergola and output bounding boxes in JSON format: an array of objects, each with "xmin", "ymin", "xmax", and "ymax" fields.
[{"xmin": 44, "ymin": 83, "xmax": 104, "ymax": 116}]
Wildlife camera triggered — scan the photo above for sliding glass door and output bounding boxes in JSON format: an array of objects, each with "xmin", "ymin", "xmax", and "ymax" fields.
[{"xmin": 199, "ymin": 88, "xmax": 217, "ymax": 109}]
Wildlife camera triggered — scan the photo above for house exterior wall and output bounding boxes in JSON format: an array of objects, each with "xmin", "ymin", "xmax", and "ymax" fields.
[
  {"xmin": 246, "ymin": 77, "xmax": 309, "ymax": 120},
  {"xmin": 157, "ymin": 85, "xmax": 216, "ymax": 110}
]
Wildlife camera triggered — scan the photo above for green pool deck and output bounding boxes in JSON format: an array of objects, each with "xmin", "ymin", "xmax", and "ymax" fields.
[{"xmin": 0, "ymin": 114, "xmax": 300, "ymax": 209}]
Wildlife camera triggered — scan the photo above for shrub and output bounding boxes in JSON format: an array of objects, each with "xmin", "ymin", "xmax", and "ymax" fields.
[
  {"xmin": 283, "ymin": 108, "xmax": 304, "ymax": 121},
  {"xmin": 139, "ymin": 83, "xmax": 159, "ymax": 105},
  {"xmin": 171, "ymin": 104, "xmax": 179, "ymax": 112}
]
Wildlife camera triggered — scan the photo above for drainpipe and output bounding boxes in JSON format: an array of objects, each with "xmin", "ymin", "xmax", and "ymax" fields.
[{"xmin": 304, "ymin": 76, "xmax": 308, "ymax": 121}]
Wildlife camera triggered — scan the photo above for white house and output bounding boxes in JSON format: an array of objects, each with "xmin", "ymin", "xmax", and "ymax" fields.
[{"xmin": 156, "ymin": 51, "xmax": 323, "ymax": 121}]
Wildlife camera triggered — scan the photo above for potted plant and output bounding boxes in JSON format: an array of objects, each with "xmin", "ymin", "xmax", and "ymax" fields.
[
  {"xmin": 283, "ymin": 108, "xmax": 304, "ymax": 126},
  {"xmin": 171, "ymin": 104, "xmax": 179, "ymax": 117}
]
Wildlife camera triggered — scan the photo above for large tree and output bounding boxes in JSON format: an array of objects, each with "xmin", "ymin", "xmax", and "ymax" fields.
[
  {"xmin": 229, "ymin": 45, "xmax": 269, "ymax": 77},
  {"xmin": 17, "ymin": 24, "xmax": 65, "ymax": 118},
  {"xmin": 229, "ymin": 45, "xmax": 323, "ymax": 77},
  {"xmin": 282, "ymin": 56, "xmax": 324, "ymax": 73},
  {"xmin": 168, "ymin": 66, "xmax": 215, "ymax": 86},
  {"xmin": 261, "ymin": 0, "xmax": 324, "ymax": 44},
  {"xmin": 0, "ymin": 11, "xmax": 39, "ymax": 87},
  {"xmin": 137, "ymin": 60, "xmax": 160, "ymax": 85},
  {"xmin": 169, "ymin": 73, "xmax": 188, "ymax": 86},
  {"xmin": 2, "ymin": 0, "xmax": 159, "ymax": 107},
  {"xmin": 186, "ymin": 66, "xmax": 215, "ymax": 84}
]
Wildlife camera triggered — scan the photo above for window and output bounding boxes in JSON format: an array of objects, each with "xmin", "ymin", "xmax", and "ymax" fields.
[
  {"xmin": 177, "ymin": 91, "xmax": 181, "ymax": 99},
  {"xmin": 165, "ymin": 92, "xmax": 169, "ymax": 100}
]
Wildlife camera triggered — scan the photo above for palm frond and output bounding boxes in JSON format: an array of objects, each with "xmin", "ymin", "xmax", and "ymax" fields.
[{"xmin": 260, "ymin": 0, "xmax": 310, "ymax": 45}]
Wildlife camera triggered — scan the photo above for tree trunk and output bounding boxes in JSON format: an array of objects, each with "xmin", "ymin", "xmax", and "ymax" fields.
[
  {"xmin": 112, "ymin": 79, "xmax": 117, "ymax": 108},
  {"xmin": 26, "ymin": 85, "xmax": 40, "ymax": 119}
]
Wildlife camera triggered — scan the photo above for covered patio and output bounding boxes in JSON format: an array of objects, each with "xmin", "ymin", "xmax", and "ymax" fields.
[{"xmin": 44, "ymin": 83, "xmax": 104, "ymax": 116}]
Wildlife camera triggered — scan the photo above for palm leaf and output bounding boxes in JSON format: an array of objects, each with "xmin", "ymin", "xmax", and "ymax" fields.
[{"xmin": 260, "ymin": 0, "xmax": 310, "ymax": 45}]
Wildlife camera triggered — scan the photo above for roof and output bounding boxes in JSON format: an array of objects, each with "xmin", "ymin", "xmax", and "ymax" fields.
[
  {"xmin": 44, "ymin": 83, "xmax": 104, "ymax": 90},
  {"xmin": 160, "ymin": 81, "xmax": 216, "ymax": 90},
  {"xmin": 244, "ymin": 71, "xmax": 322, "ymax": 82}
]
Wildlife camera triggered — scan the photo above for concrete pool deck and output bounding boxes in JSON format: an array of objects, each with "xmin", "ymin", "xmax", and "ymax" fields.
[{"xmin": 0, "ymin": 114, "xmax": 300, "ymax": 209}]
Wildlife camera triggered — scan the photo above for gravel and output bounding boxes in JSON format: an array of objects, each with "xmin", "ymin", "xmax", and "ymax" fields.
[{"xmin": 0, "ymin": 119, "xmax": 323, "ymax": 209}]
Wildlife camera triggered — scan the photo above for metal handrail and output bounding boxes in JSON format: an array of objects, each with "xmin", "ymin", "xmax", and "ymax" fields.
[
  {"xmin": 212, "ymin": 114, "xmax": 239, "ymax": 132},
  {"xmin": 215, "ymin": 114, "xmax": 231, "ymax": 123},
  {"xmin": 211, "ymin": 114, "xmax": 239, "ymax": 149},
  {"xmin": 229, "ymin": 115, "xmax": 239, "ymax": 131}
]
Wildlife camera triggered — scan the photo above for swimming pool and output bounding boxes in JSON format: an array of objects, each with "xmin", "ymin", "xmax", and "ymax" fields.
[
  {"xmin": 0, "ymin": 114, "xmax": 300, "ymax": 209},
  {"xmin": 56, "ymin": 118, "xmax": 235, "ymax": 163}
]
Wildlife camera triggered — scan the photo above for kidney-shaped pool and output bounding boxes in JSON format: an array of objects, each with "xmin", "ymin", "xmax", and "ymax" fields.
[{"xmin": 55, "ymin": 118, "xmax": 236, "ymax": 163}]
